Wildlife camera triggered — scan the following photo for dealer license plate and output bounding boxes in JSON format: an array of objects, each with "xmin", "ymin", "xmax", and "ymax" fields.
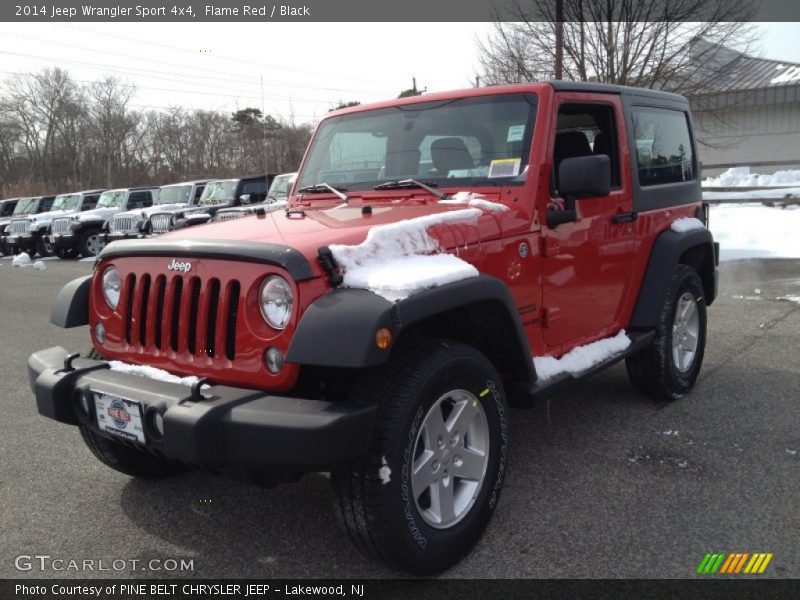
[{"xmin": 94, "ymin": 392, "xmax": 146, "ymax": 444}]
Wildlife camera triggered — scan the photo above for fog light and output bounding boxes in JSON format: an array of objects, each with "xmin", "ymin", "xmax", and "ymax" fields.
[
  {"xmin": 265, "ymin": 347, "xmax": 284, "ymax": 374},
  {"xmin": 94, "ymin": 323, "xmax": 106, "ymax": 344}
]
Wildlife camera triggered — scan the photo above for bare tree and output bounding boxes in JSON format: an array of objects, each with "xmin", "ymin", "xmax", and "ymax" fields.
[{"xmin": 478, "ymin": 0, "xmax": 759, "ymax": 98}]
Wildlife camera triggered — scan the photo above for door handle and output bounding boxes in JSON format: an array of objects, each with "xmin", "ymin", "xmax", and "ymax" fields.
[{"xmin": 611, "ymin": 211, "xmax": 637, "ymax": 224}]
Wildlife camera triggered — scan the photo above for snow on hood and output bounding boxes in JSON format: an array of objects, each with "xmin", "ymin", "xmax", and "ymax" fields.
[{"xmin": 328, "ymin": 208, "xmax": 482, "ymax": 302}]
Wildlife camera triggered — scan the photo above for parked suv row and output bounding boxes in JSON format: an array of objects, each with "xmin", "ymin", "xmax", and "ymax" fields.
[{"xmin": 1, "ymin": 172, "xmax": 293, "ymax": 259}]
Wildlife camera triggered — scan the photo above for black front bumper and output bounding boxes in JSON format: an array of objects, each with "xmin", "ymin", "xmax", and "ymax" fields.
[
  {"xmin": 29, "ymin": 347, "xmax": 377, "ymax": 473},
  {"xmin": 8, "ymin": 233, "xmax": 35, "ymax": 253},
  {"xmin": 105, "ymin": 232, "xmax": 143, "ymax": 243},
  {"xmin": 52, "ymin": 233, "xmax": 78, "ymax": 252}
]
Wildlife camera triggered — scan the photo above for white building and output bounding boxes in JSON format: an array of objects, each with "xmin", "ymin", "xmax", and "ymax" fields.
[{"xmin": 691, "ymin": 47, "xmax": 800, "ymax": 176}]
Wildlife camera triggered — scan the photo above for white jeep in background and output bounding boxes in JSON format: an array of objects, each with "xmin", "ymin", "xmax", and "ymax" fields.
[
  {"xmin": 105, "ymin": 180, "xmax": 207, "ymax": 242},
  {"xmin": 51, "ymin": 187, "xmax": 157, "ymax": 258}
]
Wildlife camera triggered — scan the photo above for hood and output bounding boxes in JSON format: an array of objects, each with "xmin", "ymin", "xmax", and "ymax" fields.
[
  {"xmin": 142, "ymin": 203, "xmax": 188, "ymax": 218},
  {"xmin": 27, "ymin": 208, "xmax": 78, "ymax": 223},
  {"xmin": 75, "ymin": 207, "xmax": 120, "ymax": 222},
  {"xmin": 161, "ymin": 197, "xmax": 509, "ymax": 264}
]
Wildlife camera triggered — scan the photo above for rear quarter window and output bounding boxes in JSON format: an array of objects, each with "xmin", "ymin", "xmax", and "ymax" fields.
[{"xmin": 632, "ymin": 107, "xmax": 695, "ymax": 186}]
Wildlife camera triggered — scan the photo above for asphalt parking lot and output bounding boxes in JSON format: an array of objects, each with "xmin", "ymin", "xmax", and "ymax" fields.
[{"xmin": 0, "ymin": 256, "xmax": 798, "ymax": 579}]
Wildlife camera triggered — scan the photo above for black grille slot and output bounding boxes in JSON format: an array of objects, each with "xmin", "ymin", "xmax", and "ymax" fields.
[
  {"xmin": 170, "ymin": 278, "xmax": 183, "ymax": 352},
  {"xmin": 226, "ymin": 282, "xmax": 240, "ymax": 360},
  {"xmin": 187, "ymin": 278, "xmax": 201, "ymax": 354},
  {"xmin": 138, "ymin": 275, "xmax": 151, "ymax": 346},
  {"xmin": 205, "ymin": 279, "xmax": 220, "ymax": 357},
  {"xmin": 124, "ymin": 275, "xmax": 136, "ymax": 344},
  {"xmin": 154, "ymin": 276, "xmax": 166, "ymax": 349}
]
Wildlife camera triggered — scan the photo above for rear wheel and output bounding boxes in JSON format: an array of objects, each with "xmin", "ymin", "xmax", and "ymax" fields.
[
  {"xmin": 332, "ymin": 339, "xmax": 509, "ymax": 574},
  {"xmin": 79, "ymin": 348, "xmax": 184, "ymax": 478},
  {"xmin": 626, "ymin": 264, "xmax": 707, "ymax": 400},
  {"xmin": 79, "ymin": 229, "xmax": 105, "ymax": 257}
]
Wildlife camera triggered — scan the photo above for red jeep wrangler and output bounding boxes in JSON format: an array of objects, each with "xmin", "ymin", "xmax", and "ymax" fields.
[{"xmin": 28, "ymin": 82, "xmax": 717, "ymax": 574}]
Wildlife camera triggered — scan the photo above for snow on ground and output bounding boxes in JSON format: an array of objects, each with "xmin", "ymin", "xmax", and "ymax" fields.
[
  {"xmin": 703, "ymin": 167, "xmax": 800, "ymax": 188},
  {"xmin": 32, "ymin": 260, "xmax": 46, "ymax": 271},
  {"xmin": 709, "ymin": 203, "xmax": 800, "ymax": 261},
  {"xmin": 11, "ymin": 253, "xmax": 31, "ymax": 267},
  {"xmin": 671, "ymin": 217, "xmax": 705, "ymax": 233},
  {"xmin": 534, "ymin": 330, "xmax": 631, "ymax": 382},
  {"xmin": 329, "ymin": 208, "xmax": 481, "ymax": 302},
  {"xmin": 108, "ymin": 360, "xmax": 201, "ymax": 386}
]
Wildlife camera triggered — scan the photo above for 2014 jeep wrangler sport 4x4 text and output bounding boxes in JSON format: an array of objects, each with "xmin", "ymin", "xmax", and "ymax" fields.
[{"xmin": 28, "ymin": 82, "xmax": 717, "ymax": 574}]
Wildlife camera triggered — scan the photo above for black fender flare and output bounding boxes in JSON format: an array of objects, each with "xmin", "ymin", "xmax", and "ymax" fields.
[
  {"xmin": 629, "ymin": 227, "xmax": 718, "ymax": 330},
  {"xmin": 50, "ymin": 275, "xmax": 92, "ymax": 328},
  {"xmin": 286, "ymin": 274, "xmax": 535, "ymax": 381}
]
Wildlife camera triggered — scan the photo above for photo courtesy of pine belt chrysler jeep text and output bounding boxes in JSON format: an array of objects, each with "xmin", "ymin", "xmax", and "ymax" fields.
[{"xmin": 27, "ymin": 82, "xmax": 718, "ymax": 574}]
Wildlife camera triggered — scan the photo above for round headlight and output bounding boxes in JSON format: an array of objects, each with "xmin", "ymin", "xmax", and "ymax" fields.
[
  {"xmin": 259, "ymin": 275, "xmax": 293, "ymax": 330},
  {"xmin": 102, "ymin": 266, "xmax": 122, "ymax": 309}
]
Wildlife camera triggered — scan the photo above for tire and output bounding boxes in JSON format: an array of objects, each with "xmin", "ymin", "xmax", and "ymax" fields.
[
  {"xmin": 36, "ymin": 235, "xmax": 54, "ymax": 258},
  {"xmin": 79, "ymin": 228, "xmax": 105, "ymax": 258},
  {"xmin": 626, "ymin": 264, "xmax": 707, "ymax": 401},
  {"xmin": 332, "ymin": 339, "xmax": 509, "ymax": 574},
  {"xmin": 55, "ymin": 247, "xmax": 76, "ymax": 259},
  {"xmin": 78, "ymin": 347, "xmax": 184, "ymax": 479}
]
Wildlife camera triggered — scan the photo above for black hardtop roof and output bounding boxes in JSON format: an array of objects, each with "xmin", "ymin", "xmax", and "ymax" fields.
[
  {"xmin": 1, "ymin": 197, "xmax": 20, "ymax": 203},
  {"xmin": 547, "ymin": 80, "xmax": 689, "ymax": 104},
  {"xmin": 127, "ymin": 186, "xmax": 159, "ymax": 192}
]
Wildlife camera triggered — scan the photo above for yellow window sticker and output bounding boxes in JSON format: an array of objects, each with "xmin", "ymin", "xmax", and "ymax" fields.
[{"xmin": 488, "ymin": 158, "xmax": 521, "ymax": 178}]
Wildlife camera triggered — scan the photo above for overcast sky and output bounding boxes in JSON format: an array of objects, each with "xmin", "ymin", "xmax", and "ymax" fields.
[{"xmin": 0, "ymin": 22, "xmax": 798, "ymax": 123}]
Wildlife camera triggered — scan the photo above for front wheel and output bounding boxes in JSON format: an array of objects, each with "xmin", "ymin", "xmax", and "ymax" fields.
[
  {"xmin": 36, "ymin": 234, "xmax": 54, "ymax": 257},
  {"xmin": 332, "ymin": 339, "xmax": 509, "ymax": 574},
  {"xmin": 79, "ymin": 229, "xmax": 105, "ymax": 257},
  {"xmin": 626, "ymin": 264, "xmax": 707, "ymax": 400}
]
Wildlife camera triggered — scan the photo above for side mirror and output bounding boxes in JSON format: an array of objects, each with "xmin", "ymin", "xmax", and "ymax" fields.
[
  {"xmin": 558, "ymin": 154, "xmax": 611, "ymax": 199},
  {"xmin": 239, "ymin": 194, "xmax": 251, "ymax": 205},
  {"xmin": 547, "ymin": 154, "xmax": 611, "ymax": 229}
]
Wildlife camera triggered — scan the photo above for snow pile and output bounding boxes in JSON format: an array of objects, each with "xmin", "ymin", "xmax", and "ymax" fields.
[
  {"xmin": 329, "ymin": 209, "xmax": 481, "ymax": 302},
  {"xmin": 671, "ymin": 217, "xmax": 705, "ymax": 233},
  {"xmin": 108, "ymin": 360, "xmax": 202, "ymax": 387},
  {"xmin": 11, "ymin": 252, "xmax": 31, "ymax": 267},
  {"xmin": 703, "ymin": 167, "xmax": 800, "ymax": 188},
  {"xmin": 709, "ymin": 204, "xmax": 800, "ymax": 261},
  {"xmin": 534, "ymin": 330, "xmax": 631, "ymax": 382},
  {"xmin": 439, "ymin": 191, "xmax": 509, "ymax": 212},
  {"xmin": 778, "ymin": 295, "xmax": 800, "ymax": 305},
  {"xmin": 32, "ymin": 260, "xmax": 46, "ymax": 271}
]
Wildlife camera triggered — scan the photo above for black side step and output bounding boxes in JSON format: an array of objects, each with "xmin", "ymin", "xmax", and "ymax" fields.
[{"xmin": 516, "ymin": 330, "xmax": 655, "ymax": 405}]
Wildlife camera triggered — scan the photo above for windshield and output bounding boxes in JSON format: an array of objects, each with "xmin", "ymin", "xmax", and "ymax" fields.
[
  {"xmin": 268, "ymin": 174, "xmax": 296, "ymax": 200},
  {"xmin": 296, "ymin": 93, "xmax": 538, "ymax": 192},
  {"xmin": 157, "ymin": 184, "xmax": 192, "ymax": 205},
  {"xmin": 13, "ymin": 197, "xmax": 38, "ymax": 215},
  {"xmin": 97, "ymin": 190, "xmax": 126, "ymax": 208},
  {"xmin": 199, "ymin": 180, "xmax": 237, "ymax": 205},
  {"xmin": 52, "ymin": 193, "xmax": 81, "ymax": 211}
]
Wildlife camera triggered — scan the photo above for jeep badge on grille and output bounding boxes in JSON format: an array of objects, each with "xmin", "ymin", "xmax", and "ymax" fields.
[{"xmin": 167, "ymin": 259, "xmax": 192, "ymax": 273}]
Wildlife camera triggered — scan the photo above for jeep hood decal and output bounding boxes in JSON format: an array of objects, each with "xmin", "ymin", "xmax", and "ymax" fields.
[{"xmin": 98, "ymin": 238, "xmax": 315, "ymax": 281}]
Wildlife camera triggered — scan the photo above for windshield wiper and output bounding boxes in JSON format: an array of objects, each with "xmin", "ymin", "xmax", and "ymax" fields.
[
  {"xmin": 296, "ymin": 183, "xmax": 350, "ymax": 203},
  {"xmin": 374, "ymin": 179, "xmax": 448, "ymax": 199}
]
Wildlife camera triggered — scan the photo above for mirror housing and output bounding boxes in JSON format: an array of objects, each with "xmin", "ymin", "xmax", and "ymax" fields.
[
  {"xmin": 558, "ymin": 154, "xmax": 611, "ymax": 199},
  {"xmin": 239, "ymin": 194, "xmax": 251, "ymax": 205}
]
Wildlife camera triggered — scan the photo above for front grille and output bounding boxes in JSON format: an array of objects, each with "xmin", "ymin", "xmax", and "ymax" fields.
[
  {"xmin": 111, "ymin": 215, "xmax": 136, "ymax": 233},
  {"xmin": 9, "ymin": 219, "xmax": 28, "ymax": 234},
  {"xmin": 121, "ymin": 273, "xmax": 240, "ymax": 360},
  {"xmin": 150, "ymin": 214, "xmax": 173, "ymax": 234},
  {"xmin": 214, "ymin": 211, "xmax": 246, "ymax": 222},
  {"xmin": 51, "ymin": 218, "xmax": 71, "ymax": 235}
]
